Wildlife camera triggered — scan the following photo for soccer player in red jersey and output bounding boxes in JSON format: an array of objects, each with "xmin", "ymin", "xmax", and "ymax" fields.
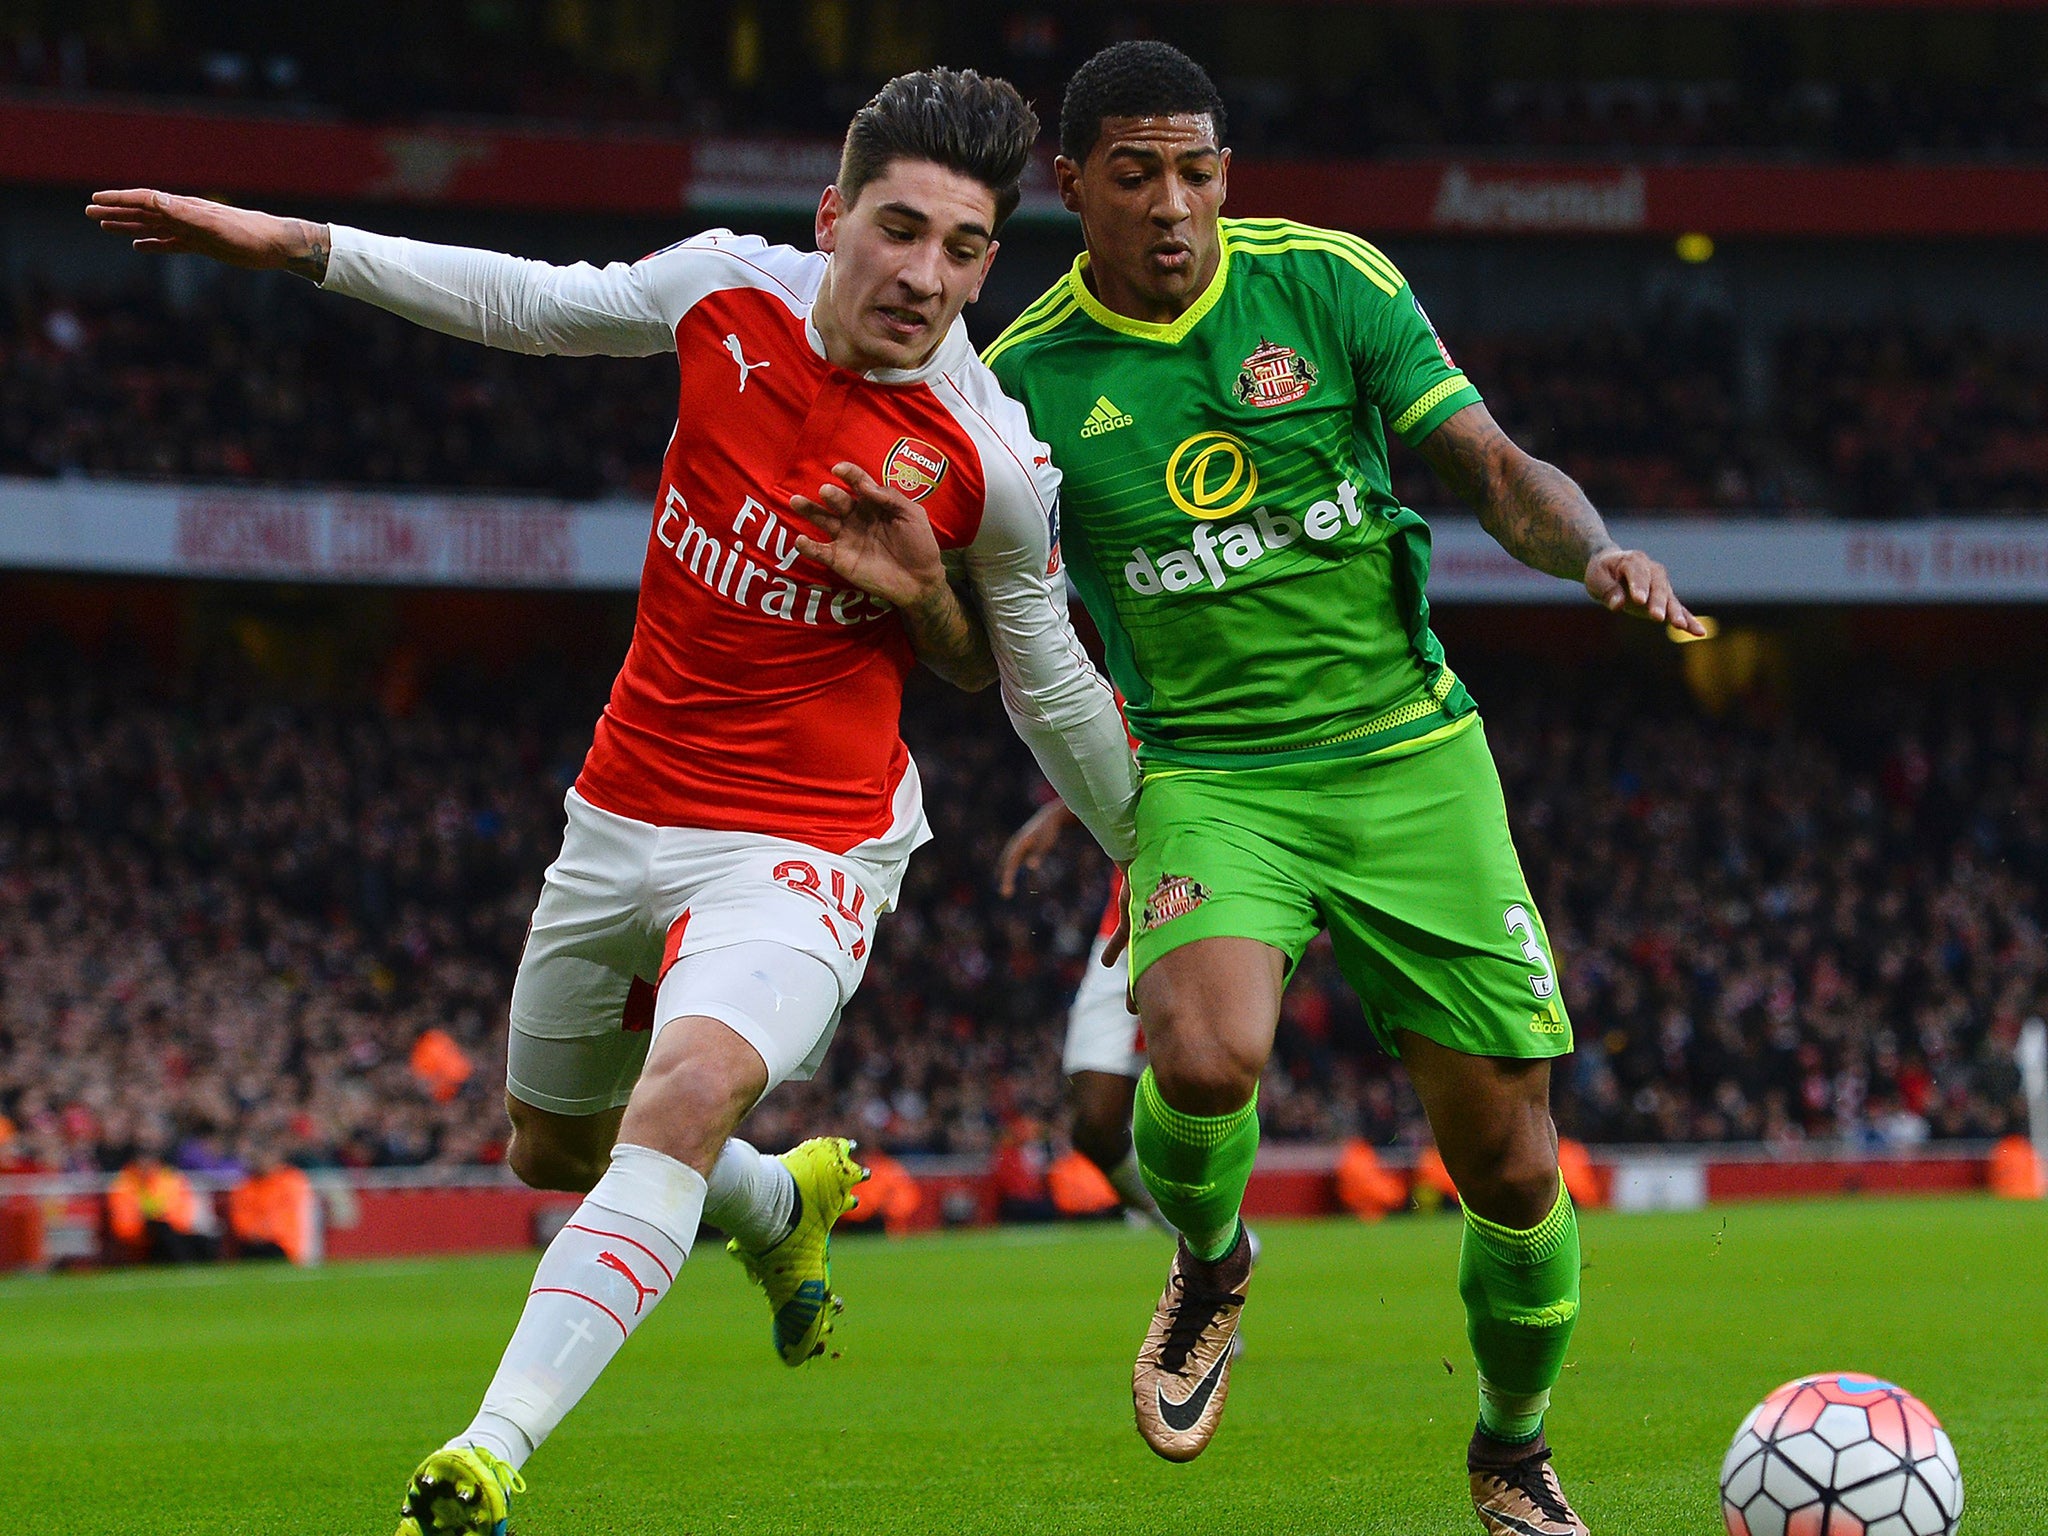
[{"xmin": 90, "ymin": 69, "xmax": 1138, "ymax": 1534}]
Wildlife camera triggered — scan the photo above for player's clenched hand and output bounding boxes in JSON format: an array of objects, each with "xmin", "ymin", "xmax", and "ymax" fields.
[
  {"xmin": 85, "ymin": 189, "xmax": 330, "ymax": 279},
  {"xmin": 1585, "ymin": 547, "xmax": 1707, "ymax": 636},
  {"xmin": 791, "ymin": 463, "xmax": 947, "ymax": 610},
  {"xmin": 997, "ymin": 799, "xmax": 1078, "ymax": 898}
]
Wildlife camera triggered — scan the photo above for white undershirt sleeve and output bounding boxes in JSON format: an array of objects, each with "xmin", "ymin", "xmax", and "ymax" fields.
[
  {"xmin": 320, "ymin": 224, "xmax": 676, "ymax": 357},
  {"xmin": 961, "ymin": 459, "xmax": 1140, "ymax": 866}
]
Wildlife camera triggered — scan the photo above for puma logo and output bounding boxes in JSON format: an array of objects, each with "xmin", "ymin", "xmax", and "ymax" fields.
[
  {"xmin": 1156, "ymin": 1347, "xmax": 1231, "ymax": 1433},
  {"xmin": 595, "ymin": 1250, "xmax": 658, "ymax": 1314},
  {"xmin": 723, "ymin": 333, "xmax": 770, "ymax": 391}
]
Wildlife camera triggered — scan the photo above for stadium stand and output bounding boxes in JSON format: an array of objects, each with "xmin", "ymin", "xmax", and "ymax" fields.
[
  {"xmin": 0, "ymin": 621, "xmax": 2035, "ymax": 1178},
  {"xmin": 1777, "ymin": 324, "xmax": 2048, "ymax": 520},
  {"xmin": 2, "ymin": 281, "xmax": 675, "ymax": 498},
  {"xmin": 1393, "ymin": 310, "xmax": 1777, "ymax": 516},
  {"xmin": 8, "ymin": 5, "xmax": 2048, "ymax": 160},
  {"xmin": 10, "ymin": 281, "xmax": 2047, "ymax": 516}
]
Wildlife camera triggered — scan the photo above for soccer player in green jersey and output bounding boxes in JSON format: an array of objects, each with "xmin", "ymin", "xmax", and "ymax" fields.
[{"xmin": 985, "ymin": 42, "xmax": 1703, "ymax": 1536}]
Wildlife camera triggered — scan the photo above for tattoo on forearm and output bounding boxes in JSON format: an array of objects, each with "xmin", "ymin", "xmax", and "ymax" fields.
[
  {"xmin": 1419, "ymin": 406, "xmax": 1616, "ymax": 582},
  {"xmin": 282, "ymin": 221, "xmax": 331, "ymax": 284},
  {"xmin": 904, "ymin": 581, "xmax": 997, "ymax": 692}
]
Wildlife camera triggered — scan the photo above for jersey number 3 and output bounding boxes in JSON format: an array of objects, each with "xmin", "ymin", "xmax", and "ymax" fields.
[{"xmin": 1503, "ymin": 904, "xmax": 1556, "ymax": 1001}]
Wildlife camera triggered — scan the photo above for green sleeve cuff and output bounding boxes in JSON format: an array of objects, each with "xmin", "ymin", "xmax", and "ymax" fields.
[{"xmin": 1390, "ymin": 374, "xmax": 1482, "ymax": 444}]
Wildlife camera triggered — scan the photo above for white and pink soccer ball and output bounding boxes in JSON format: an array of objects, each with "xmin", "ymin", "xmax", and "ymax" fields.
[{"xmin": 1721, "ymin": 1374, "xmax": 1963, "ymax": 1536}]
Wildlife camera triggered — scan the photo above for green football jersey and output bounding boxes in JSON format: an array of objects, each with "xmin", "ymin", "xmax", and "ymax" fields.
[{"xmin": 985, "ymin": 217, "xmax": 1483, "ymax": 768}]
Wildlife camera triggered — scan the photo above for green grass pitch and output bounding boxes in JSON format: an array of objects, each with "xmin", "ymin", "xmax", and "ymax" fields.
[{"xmin": 2, "ymin": 1196, "xmax": 2042, "ymax": 1535}]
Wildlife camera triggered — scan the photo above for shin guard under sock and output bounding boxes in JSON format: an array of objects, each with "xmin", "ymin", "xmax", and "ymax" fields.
[
  {"xmin": 1458, "ymin": 1178, "xmax": 1581, "ymax": 1444},
  {"xmin": 1131, "ymin": 1067, "xmax": 1259, "ymax": 1261}
]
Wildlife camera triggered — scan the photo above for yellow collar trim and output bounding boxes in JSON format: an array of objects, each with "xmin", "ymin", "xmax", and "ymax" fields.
[{"xmin": 1066, "ymin": 236, "xmax": 1232, "ymax": 345}]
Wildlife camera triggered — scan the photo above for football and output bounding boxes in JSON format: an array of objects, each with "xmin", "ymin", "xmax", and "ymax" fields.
[{"xmin": 1720, "ymin": 1375, "xmax": 1964, "ymax": 1536}]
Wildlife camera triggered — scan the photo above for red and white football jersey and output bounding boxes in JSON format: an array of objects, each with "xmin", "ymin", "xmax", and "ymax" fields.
[{"xmin": 324, "ymin": 227, "xmax": 1138, "ymax": 862}]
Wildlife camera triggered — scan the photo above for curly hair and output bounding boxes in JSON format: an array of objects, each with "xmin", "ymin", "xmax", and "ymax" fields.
[
  {"xmin": 1058, "ymin": 41, "xmax": 1227, "ymax": 165},
  {"xmin": 838, "ymin": 68, "xmax": 1040, "ymax": 233}
]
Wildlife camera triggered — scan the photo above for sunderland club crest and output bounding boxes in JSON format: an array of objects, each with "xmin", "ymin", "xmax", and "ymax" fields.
[
  {"xmin": 1233, "ymin": 338, "xmax": 1319, "ymax": 409},
  {"xmin": 883, "ymin": 436, "xmax": 949, "ymax": 502},
  {"xmin": 1141, "ymin": 873, "xmax": 1212, "ymax": 932}
]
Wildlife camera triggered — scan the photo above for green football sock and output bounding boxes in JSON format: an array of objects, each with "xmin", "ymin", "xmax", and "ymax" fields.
[
  {"xmin": 1458, "ymin": 1178, "xmax": 1580, "ymax": 1444},
  {"xmin": 1131, "ymin": 1068, "xmax": 1259, "ymax": 1262}
]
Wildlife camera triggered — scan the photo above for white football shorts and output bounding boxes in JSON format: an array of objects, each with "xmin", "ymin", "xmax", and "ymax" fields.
[
  {"xmin": 507, "ymin": 787, "xmax": 918, "ymax": 1115},
  {"xmin": 1061, "ymin": 931, "xmax": 1144, "ymax": 1080}
]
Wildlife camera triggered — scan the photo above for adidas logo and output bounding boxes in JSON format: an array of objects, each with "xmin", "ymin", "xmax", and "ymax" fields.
[{"xmin": 1080, "ymin": 395, "xmax": 1135, "ymax": 439}]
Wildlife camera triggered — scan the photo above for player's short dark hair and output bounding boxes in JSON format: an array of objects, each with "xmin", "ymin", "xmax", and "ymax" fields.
[
  {"xmin": 838, "ymin": 68, "xmax": 1039, "ymax": 233},
  {"xmin": 1058, "ymin": 41, "xmax": 1227, "ymax": 165}
]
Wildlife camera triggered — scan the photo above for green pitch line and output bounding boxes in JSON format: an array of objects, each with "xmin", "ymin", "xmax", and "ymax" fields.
[{"xmin": 1, "ymin": 1197, "xmax": 2041, "ymax": 1534}]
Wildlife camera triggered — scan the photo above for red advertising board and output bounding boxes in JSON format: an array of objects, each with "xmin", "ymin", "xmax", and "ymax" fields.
[
  {"xmin": 10, "ymin": 98, "xmax": 2048, "ymax": 236},
  {"xmin": 1228, "ymin": 158, "xmax": 2048, "ymax": 238},
  {"xmin": 3, "ymin": 99, "xmax": 697, "ymax": 213}
]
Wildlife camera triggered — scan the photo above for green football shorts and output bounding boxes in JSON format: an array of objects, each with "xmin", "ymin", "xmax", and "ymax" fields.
[{"xmin": 1127, "ymin": 716, "xmax": 1571, "ymax": 1062}]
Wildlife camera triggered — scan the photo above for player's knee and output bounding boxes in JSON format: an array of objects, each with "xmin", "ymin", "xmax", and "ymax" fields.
[
  {"xmin": 504, "ymin": 1098, "xmax": 614, "ymax": 1192},
  {"xmin": 1461, "ymin": 1136, "xmax": 1561, "ymax": 1230},
  {"xmin": 625, "ymin": 1053, "xmax": 754, "ymax": 1169},
  {"xmin": 1152, "ymin": 1043, "xmax": 1262, "ymax": 1118},
  {"xmin": 506, "ymin": 1129, "xmax": 606, "ymax": 1193}
]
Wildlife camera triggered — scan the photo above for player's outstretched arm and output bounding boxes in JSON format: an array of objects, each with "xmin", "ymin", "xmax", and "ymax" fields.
[
  {"xmin": 792, "ymin": 464, "xmax": 999, "ymax": 691},
  {"xmin": 87, "ymin": 189, "xmax": 331, "ymax": 279},
  {"xmin": 1416, "ymin": 401, "xmax": 1707, "ymax": 635},
  {"xmin": 88, "ymin": 187, "xmax": 672, "ymax": 358}
]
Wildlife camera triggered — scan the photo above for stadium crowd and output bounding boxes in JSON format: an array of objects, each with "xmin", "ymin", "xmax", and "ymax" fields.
[
  {"xmin": 1778, "ymin": 324, "xmax": 2048, "ymax": 520},
  {"xmin": 0, "ymin": 628, "xmax": 2038, "ymax": 1181},
  {"xmin": 3, "ymin": 281, "xmax": 675, "ymax": 500},
  {"xmin": 9, "ymin": 5, "xmax": 2048, "ymax": 160},
  {"xmin": 8, "ymin": 281, "xmax": 2045, "ymax": 517},
  {"xmin": 1390, "ymin": 311, "xmax": 1781, "ymax": 516}
]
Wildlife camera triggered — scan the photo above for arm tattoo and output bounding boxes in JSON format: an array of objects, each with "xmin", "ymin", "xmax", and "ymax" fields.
[
  {"xmin": 902, "ymin": 580, "xmax": 998, "ymax": 692},
  {"xmin": 282, "ymin": 220, "xmax": 331, "ymax": 284},
  {"xmin": 1415, "ymin": 404, "xmax": 1617, "ymax": 582}
]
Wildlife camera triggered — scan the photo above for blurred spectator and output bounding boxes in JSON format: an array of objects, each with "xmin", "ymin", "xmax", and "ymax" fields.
[
  {"xmin": 1556, "ymin": 1138, "xmax": 1602, "ymax": 1210},
  {"xmin": 1412, "ymin": 1145, "xmax": 1461, "ymax": 1212},
  {"xmin": 1047, "ymin": 1141, "xmax": 1122, "ymax": 1220},
  {"xmin": 0, "ymin": 1113, "xmax": 37, "ymax": 1176},
  {"xmin": 1987, "ymin": 1135, "xmax": 2046, "ymax": 1199},
  {"xmin": 1494, "ymin": 670, "xmax": 2046, "ymax": 1149},
  {"xmin": 839, "ymin": 1147, "xmax": 922, "ymax": 1236},
  {"xmin": 12, "ymin": 284, "xmax": 2048, "ymax": 518},
  {"xmin": 0, "ymin": 281, "xmax": 674, "ymax": 499},
  {"xmin": 107, "ymin": 1148, "xmax": 212, "ymax": 1262},
  {"xmin": 227, "ymin": 1147, "xmax": 316, "ymax": 1262},
  {"xmin": 0, "ymin": 627, "xmax": 2039, "ymax": 1172},
  {"xmin": 411, "ymin": 1028, "xmax": 475, "ymax": 1105},
  {"xmin": 990, "ymin": 1117, "xmax": 1057, "ymax": 1223},
  {"xmin": 1334, "ymin": 1138, "xmax": 1408, "ymax": 1221},
  {"xmin": 1779, "ymin": 324, "xmax": 2048, "ymax": 517},
  {"xmin": 1398, "ymin": 311, "xmax": 1790, "ymax": 517}
]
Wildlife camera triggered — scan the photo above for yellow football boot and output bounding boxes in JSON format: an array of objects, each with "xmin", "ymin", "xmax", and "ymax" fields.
[
  {"xmin": 394, "ymin": 1445, "xmax": 524, "ymax": 1536},
  {"xmin": 728, "ymin": 1135, "xmax": 868, "ymax": 1365}
]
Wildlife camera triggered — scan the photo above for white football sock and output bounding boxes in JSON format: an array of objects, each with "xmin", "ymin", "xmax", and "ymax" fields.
[
  {"xmin": 457, "ymin": 1142, "xmax": 704, "ymax": 1470},
  {"xmin": 1107, "ymin": 1147, "xmax": 1175, "ymax": 1234},
  {"xmin": 702, "ymin": 1137, "xmax": 796, "ymax": 1252}
]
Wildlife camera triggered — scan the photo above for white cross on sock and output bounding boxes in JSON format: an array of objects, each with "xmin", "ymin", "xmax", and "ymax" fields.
[{"xmin": 457, "ymin": 1143, "xmax": 705, "ymax": 1471}]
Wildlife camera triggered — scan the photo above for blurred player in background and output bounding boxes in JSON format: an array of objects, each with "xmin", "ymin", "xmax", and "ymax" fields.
[
  {"xmin": 986, "ymin": 41, "xmax": 1702, "ymax": 1535},
  {"xmin": 999, "ymin": 797, "xmax": 1167, "ymax": 1230},
  {"xmin": 91, "ymin": 67, "xmax": 1139, "ymax": 1536}
]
